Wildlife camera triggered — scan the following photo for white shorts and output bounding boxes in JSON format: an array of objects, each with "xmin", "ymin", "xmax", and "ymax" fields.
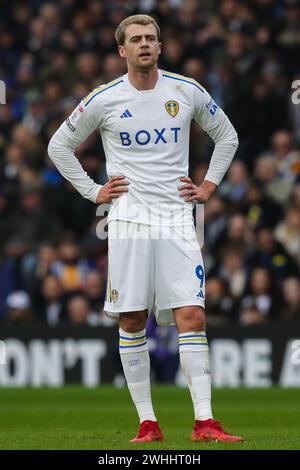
[{"xmin": 104, "ymin": 221, "xmax": 205, "ymax": 325}]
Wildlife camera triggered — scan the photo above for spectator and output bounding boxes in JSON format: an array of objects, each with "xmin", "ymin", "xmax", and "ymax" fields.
[
  {"xmin": 205, "ymin": 277, "xmax": 236, "ymax": 326},
  {"xmin": 5, "ymin": 291, "xmax": 33, "ymax": 325},
  {"xmin": 240, "ymin": 307, "xmax": 267, "ymax": 326},
  {"xmin": 85, "ymin": 270, "xmax": 106, "ymax": 312},
  {"xmin": 51, "ymin": 237, "xmax": 93, "ymax": 291},
  {"xmin": 101, "ymin": 53, "xmax": 126, "ymax": 83},
  {"xmin": 84, "ymin": 269, "xmax": 115, "ymax": 325},
  {"xmin": 67, "ymin": 293, "xmax": 101, "ymax": 326},
  {"xmin": 239, "ymin": 267, "xmax": 283, "ymax": 321},
  {"xmin": 182, "ymin": 57, "xmax": 206, "ymax": 87},
  {"xmin": 4, "ymin": 184, "xmax": 61, "ymax": 288},
  {"xmin": 160, "ymin": 35, "xmax": 185, "ymax": 71},
  {"xmin": 270, "ymin": 130, "xmax": 300, "ymax": 199},
  {"xmin": 0, "ymin": 255, "xmax": 19, "ymax": 320},
  {"xmin": 290, "ymin": 183, "xmax": 300, "ymax": 210},
  {"xmin": 204, "ymin": 195, "xmax": 229, "ymax": 254},
  {"xmin": 35, "ymin": 274, "xmax": 65, "ymax": 326},
  {"xmin": 242, "ymin": 182, "xmax": 282, "ymax": 229},
  {"xmin": 219, "ymin": 160, "xmax": 248, "ymax": 204},
  {"xmin": 274, "ymin": 205, "xmax": 300, "ymax": 264},
  {"xmin": 254, "ymin": 154, "xmax": 285, "ymax": 205},
  {"xmin": 281, "ymin": 277, "xmax": 300, "ymax": 320},
  {"xmin": 214, "ymin": 214, "xmax": 254, "ymax": 257},
  {"xmin": 0, "ymin": 187, "xmax": 11, "ymax": 249},
  {"xmin": 250, "ymin": 227, "xmax": 299, "ymax": 280},
  {"xmin": 215, "ymin": 246, "xmax": 248, "ymax": 299}
]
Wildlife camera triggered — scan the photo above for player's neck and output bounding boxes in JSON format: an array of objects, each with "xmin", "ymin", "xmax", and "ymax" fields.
[{"xmin": 127, "ymin": 66, "xmax": 159, "ymax": 91}]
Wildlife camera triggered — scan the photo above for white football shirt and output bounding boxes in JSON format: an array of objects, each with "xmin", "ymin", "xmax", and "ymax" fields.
[{"xmin": 48, "ymin": 69, "xmax": 238, "ymax": 226}]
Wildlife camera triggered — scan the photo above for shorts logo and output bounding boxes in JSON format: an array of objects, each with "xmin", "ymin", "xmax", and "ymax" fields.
[
  {"xmin": 165, "ymin": 100, "xmax": 179, "ymax": 117},
  {"xmin": 195, "ymin": 264, "xmax": 205, "ymax": 299},
  {"xmin": 112, "ymin": 289, "xmax": 119, "ymax": 303}
]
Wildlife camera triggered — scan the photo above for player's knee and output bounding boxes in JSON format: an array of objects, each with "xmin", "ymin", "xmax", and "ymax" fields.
[
  {"xmin": 184, "ymin": 317, "xmax": 206, "ymax": 332},
  {"xmin": 174, "ymin": 306, "xmax": 206, "ymax": 332},
  {"xmin": 119, "ymin": 311, "xmax": 148, "ymax": 333}
]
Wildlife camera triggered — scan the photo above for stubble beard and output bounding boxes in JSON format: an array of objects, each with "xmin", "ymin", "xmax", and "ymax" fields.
[{"xmin": 132, "ymin": 53, "xmax": 158, "ymax": 72}]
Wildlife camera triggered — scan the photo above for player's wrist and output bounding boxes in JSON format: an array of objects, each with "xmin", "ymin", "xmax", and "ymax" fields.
[
  {"xmin": 94, "ymin": 185, "xmax": 104, "ymax": 204},
  {"xmin": 201, "ymin": 180, "xmax": 217, "ymax": 196}
]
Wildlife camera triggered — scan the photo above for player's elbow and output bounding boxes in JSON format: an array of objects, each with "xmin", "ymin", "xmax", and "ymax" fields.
[
  {"xmin": 47, "ymin": 142, "xmax": 53, "ymax": 162},
  {"xmin": 224, "ymin": 127, "xmax": 239, "ymax": 149},
  {"xmin": 232, "ymin": 130, "xmax": 239, "ymax": 149},
  {"xmin": 224, "ymin": 118, "xmax": 239, "ymax": 149},
  {"xmin": 47, "ymin": 135, "xmax": 56, "ymax": 161},
  {"xmin": 47, "ymin": 133, "xmax": 63, "ymax": 162}
]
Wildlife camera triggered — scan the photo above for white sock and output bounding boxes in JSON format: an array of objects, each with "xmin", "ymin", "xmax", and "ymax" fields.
[
  {"xmin": 179, "ymin": 331, "xmax": 213, "ymax": 421},
  {"xmin": 119, "ymin": 327, "xmax": 157, "ymax": 423}
]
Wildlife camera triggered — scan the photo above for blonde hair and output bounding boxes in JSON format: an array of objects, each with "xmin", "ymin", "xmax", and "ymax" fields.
[{"xmin": 115, "ymin": 14, "xmax": 160, "ymax": 46}]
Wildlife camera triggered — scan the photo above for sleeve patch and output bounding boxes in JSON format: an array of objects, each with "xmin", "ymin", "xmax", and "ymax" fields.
[
  {"xmin": 66, "ymin": 117, "xmax": 76, "ymax": 132},
  {"xmin": 206, "ymin": 98, "xmax": 218, "ymax": 116},
  {"xmin": 69, "ymin": 103, "xmax": 84, "ymax": 124}
]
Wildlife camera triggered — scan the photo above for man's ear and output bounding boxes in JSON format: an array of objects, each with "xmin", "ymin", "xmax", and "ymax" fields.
[
  {"xmin": 158, "ymin": 42, "xmax": 162, "ymax": 55},
  {"xmin": 118, "ymin": 45, "xmax": 126, "ymax": 59}
]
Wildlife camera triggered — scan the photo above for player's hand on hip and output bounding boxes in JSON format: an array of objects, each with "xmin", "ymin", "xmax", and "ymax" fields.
[
  {"xmin": 178, "ymin": 177, "xmax": 217, "ymax": 203},
  {"xmin": 96, "ymin": 176, "xmax": 129, "ymax": 204}
]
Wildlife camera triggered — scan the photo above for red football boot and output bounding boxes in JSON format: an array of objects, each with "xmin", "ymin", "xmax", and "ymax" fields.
[
  {"xmin": 130, "ymin": 420, "xmax": 164, "ymax": 443},
  {"xmin": 192, "ymin": 419, "xmax": 243, "ymax": 443}
]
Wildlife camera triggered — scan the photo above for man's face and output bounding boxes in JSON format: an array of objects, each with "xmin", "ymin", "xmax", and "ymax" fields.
[{"xmin": 118, "ymin": 23, "xmax": 161, "ymax": 71}]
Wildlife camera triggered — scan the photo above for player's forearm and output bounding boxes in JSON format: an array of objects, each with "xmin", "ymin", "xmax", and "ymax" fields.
[
  {"xmin": 204, "ymin": 116, "xmax": 239, "ymax": 186},
  {"xmin": 48, "ymin": 128, "xmax": 102, "ymax": 203}
]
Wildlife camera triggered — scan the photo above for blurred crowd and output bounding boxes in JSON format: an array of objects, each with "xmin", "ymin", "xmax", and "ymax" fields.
[{"xmin": 0, "ymin": 0, "xmax": 300, "ymax": 329}]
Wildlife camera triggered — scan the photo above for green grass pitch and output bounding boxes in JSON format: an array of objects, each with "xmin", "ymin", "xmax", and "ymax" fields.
[{"xmin": 1, "ymin": 386, "xmax": 299, "ymax": 450}]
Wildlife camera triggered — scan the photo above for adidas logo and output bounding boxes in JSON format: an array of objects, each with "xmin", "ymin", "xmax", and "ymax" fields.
[{"xmin": 120, "ymin": 109, "xmax": 133, "ymax": 118}]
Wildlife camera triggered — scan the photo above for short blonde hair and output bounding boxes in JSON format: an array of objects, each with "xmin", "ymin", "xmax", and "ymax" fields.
[{"xmin": 115, "ymin": 14, "xmax": 160, "ymax": 46}]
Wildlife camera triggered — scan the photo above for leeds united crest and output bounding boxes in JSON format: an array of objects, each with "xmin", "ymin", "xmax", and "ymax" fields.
[{"xmin": 165, "ymin": 101, "xmax": 179, "ymax": 117}]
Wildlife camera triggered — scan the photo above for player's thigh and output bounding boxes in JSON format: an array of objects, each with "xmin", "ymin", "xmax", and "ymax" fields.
[
  {"xmin": 105, "ymin": 221, "xmax": 155, "ymax": 310},
  {"xmin": 155, "ymin": 225, "xmax": 205, "ymax": 308}
]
